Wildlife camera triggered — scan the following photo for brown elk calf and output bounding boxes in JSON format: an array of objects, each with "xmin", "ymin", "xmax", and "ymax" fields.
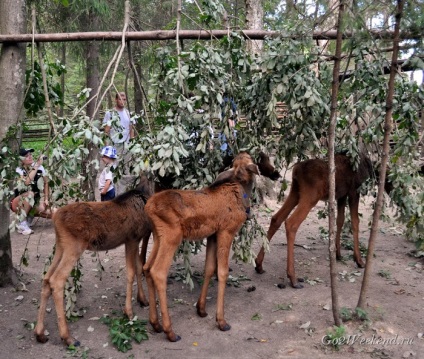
[
  {"xmin": 255, "ymin": 153, "xmax": 381, "ymax": 289},
  {"xmin": 143, "ymin": 152, "xmax": 262, "ymax": 342},
  {"xmin": 34, "ymin": 182, "xmax": 152, "ymax": 347}
]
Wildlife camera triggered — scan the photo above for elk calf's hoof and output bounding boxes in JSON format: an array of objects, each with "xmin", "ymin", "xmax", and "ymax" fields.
[
  {"xmin": 196, "ymin": 302, "xmax": 208, "ymax": 317},
  {"xmin": 292, "ymin": 283, "xmax": 304, "ymax": 289},
  {"xmin": 168, "ymin": 333, "xmax": 181, "ymax": 342},
  {"xmin": 254, "ymin": 265, "xmax": 265, "ymax": 274},
  {"xmin": 35, "ymin": 333, "xmax": 49, "ymax": 344},
  {"xmin": 197, "ymin": 309, "xmax": 208, "ymax": 318},
  {"xmin": 64, "ymin": 338, "xmax": 80, "ymax": 347},
  {"xmin": 218, "ymin": 323, "xmax": 231, "ymax": 331}
]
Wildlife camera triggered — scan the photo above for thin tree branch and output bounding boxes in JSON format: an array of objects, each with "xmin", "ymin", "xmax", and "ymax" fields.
[
  {"xmin": 357, "ymin": 0, "xmax": 405, "ymax": 309},
  {"xmin": 127, "ymin": 41, "xmax": 152, "ymax": 133},
  {"xmin": 92, "ymin": 0, "xmax": 130, "ymax": 120},
  {"xmin": 328, "ymin": 0, "xmax": 345, "ymax": 327}
]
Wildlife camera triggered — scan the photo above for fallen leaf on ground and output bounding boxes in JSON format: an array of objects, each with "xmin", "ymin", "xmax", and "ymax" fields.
[
  {"xmin": 299, "ymin": 321, "xmax": 311, "ymax": 329},
  {"xmin": 402, "ymin": 350, "xmax": 416, "ymax": 358}
]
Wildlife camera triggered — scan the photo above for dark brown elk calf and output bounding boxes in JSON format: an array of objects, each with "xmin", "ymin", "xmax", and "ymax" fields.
[
  {"xmin": 34, "ymin": 183, "xmax": 152, "ymax": 347},
  {"xmin": 255, "ymin": 153, "xmax": 380, "ymax": 289},
  {"xmin": 154, "ymin": 151, "xmax": 280, "ymax": 192},
  {"xmin": 143, "ymin": 152, "xmax": 261, "ymax": 342}
]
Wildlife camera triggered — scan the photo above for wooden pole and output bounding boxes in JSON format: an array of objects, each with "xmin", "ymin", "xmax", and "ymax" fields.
[{"xmin": 0, "ymin": 29, "xmax": 419, "ymax": 44}]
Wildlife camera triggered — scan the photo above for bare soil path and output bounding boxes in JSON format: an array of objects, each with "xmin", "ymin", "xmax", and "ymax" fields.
[{"xmin": 1, "ymin": 196, "xmax": 423, "ymax": 359}]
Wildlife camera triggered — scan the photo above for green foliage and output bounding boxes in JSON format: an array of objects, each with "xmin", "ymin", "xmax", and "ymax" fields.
[
  {"xmin": 251, "ymin": 313, "xmax": 262, "ymax": 321},
  {"xmin": 200, "ymin": 0, "xmax": 227, "ymax": 27},
  {"xmin": 226, "ymin": 274, "xmax": 251, "ymax": 287},
  {"xmin": 387, "ymin": 162, "xmax": 424, "ymax": 250},
  {"xmin": 66, "ymin": 345, "xmax": 90, "ymax": 358},
  {"xmin": 354, "ymin": 307, "xmax": 369, "ymax": 322},
  {"xmin": 339, "ymin": 307, "xmax": 353, "ymax": 322},
  {"xmin": 377, "ymin": 269, "xmax": 391, "ymax": 279},
  {"xmin": 172, "ymin": 241, "xmax": 203, "ymax": 289},
  {"xmin": 325, "ymin": 325, "xmax": 346, "ymax": 350},
  {"xmin": 25, "ymin": 60, "xmax": 66, "ymax": 117},
  {"xmin": 232, "ymin": 216, "xmax": 267, "ymax": 265},
  {"xmin": 100, "ymin": 314, "xmax": 148, "ymax": 353},
  {"xmin": 273, "ymin": 303, "xmax": 293, "ymax": 312},
  {"xmin": 341, "ymin": 239, "xmax": 368, "ymax": 257},
  {"xmin": 65, "ymin": 262, "xmax": 83, "ymax": 319},
  {"xmin": 243, "ymin": 35, "xmax": 332, "ymax": 165}
]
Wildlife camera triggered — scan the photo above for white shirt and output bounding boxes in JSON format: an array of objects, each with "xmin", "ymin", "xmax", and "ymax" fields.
[
  {"xmin": 16, "ymin": 164, "xmax": 46, "ymax": 177},
  {"xmin": 15, "ymin": 164, "xmax": 46, "ymax": 194},
  {"xmin": 103, "ymin": 108, "xmax": 134, "ymax": 144},
  {"xmin": 98, "ymin": 165, "xmax": 114, "ymax": 192}
]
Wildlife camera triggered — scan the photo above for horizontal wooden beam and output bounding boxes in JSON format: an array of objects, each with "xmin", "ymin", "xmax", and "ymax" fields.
[{"xmin": 0, "ymin": 29, "xmax": 421, "ymax": 43}]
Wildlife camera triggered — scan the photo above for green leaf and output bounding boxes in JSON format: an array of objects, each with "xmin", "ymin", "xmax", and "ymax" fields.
[{"xmin": 251, "ymin": 313, "xmax": 261, "ymax": 321}]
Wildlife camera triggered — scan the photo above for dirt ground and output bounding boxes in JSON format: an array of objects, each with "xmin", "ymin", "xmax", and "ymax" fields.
[{"xmin": 1, "ymin": 189, "xmax": 423, "ymax": 359}]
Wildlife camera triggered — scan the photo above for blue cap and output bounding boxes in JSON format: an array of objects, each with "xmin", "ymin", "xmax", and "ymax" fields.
[{"xmin": 100, "ymin": 146, "xmax": 117, "ymax": 159}]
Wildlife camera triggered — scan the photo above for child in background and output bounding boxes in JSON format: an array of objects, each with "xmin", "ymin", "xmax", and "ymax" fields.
[{"xmin": 99, "ymin": 146, "xmax": 117, "ymax": 201}]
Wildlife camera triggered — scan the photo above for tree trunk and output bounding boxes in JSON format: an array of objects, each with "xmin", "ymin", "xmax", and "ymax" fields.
[
  {"xmin": 81, "ymin": 38, "xmax": 101, "ymax": 201},
  {"xmin": 327, "ymin": 0, "xmax": 345, "ymax": 327},
  {"xmin": 357, "ymin": 0, "xmax": 405, "ymax": 309},
  {"xmin": 79, "ymin": 6, "xmax": 102, "ymax": 202},
  {"xmin": 245, "ymin": 0, "xmax": 264, "ymax": 55},
  {"xmin": 317, "ymin": 0, "xmax": 338, "ymax": 53},
  {"xmin": 0, "ymin": 0, "xmax": 26, "ymax": 286}
]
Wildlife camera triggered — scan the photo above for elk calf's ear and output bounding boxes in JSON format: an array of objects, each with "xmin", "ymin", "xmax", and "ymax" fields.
[
  {"xmin": 215, "ymin": 169, "xmax": 234, "ymax": 182},
  {"xmin": 247, "ymin": 164, "xmax": 259, "ymax": 175}
]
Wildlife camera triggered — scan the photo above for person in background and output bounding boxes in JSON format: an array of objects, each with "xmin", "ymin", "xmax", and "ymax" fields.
[
  {"xmin": 98, "ymin": 146, "xmax": 117, "ymax": 201},
  {"xmin": 10, "ymin": 148, "xmax": 52, "ymax": 235},
  {"xmin": 102, "ymin": 92, "xmax": 135, "ymax": 194},
  {"xmin": 219, "ymin": 93, "xmax": 238, "ymax": 163}
]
